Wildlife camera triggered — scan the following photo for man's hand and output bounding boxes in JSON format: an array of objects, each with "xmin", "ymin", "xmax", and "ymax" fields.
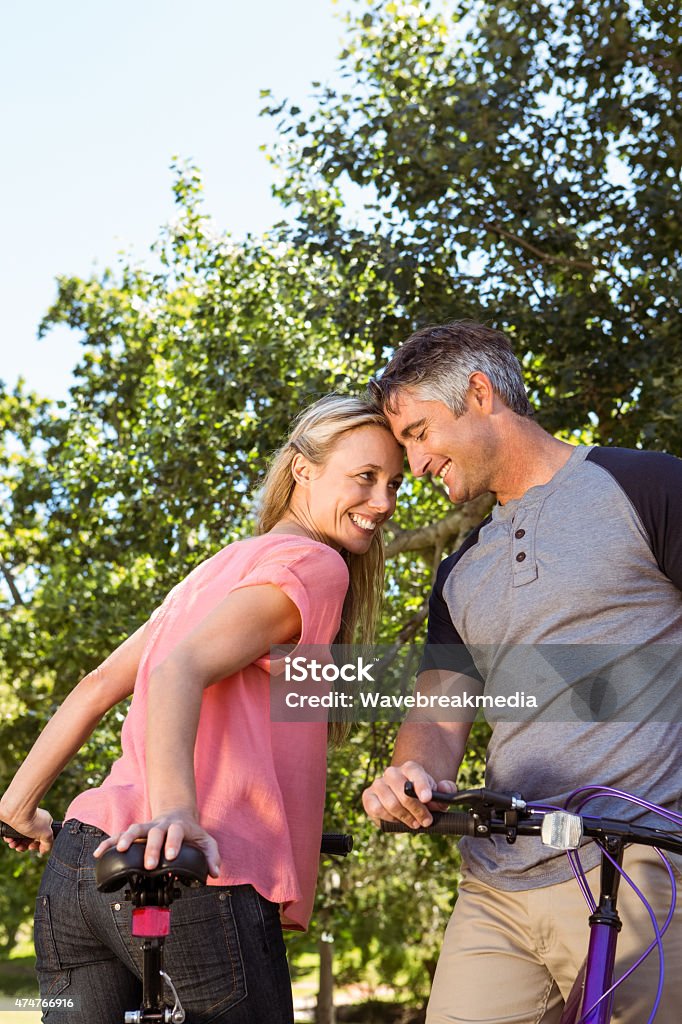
[
  {"xmin": 93, "ymin": 809, "xmax": 222, "ymax": 878},
  {"xmin": 0, "ymin": 807, "xmax": 54, "ymax": 855},
  {"xmin": 362, "ymin": 761, "xmax": 458, "ymax": 829}
]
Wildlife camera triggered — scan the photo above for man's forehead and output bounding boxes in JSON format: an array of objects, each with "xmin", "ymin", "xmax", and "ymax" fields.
[
  {"xmin": 384, "ymin": 389, "xmax": 424, "ymax": 421},
  {"xmin": 385, "ymin": 391, "xmax": 441, "ymax": 424}
]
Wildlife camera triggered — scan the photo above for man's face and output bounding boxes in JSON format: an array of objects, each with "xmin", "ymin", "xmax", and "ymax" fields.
[{"xmin": 384, "ymin": 390, "xmax": 496, "ymax": 504}]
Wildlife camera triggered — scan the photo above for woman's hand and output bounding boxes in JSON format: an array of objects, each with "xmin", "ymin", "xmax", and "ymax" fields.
[
  {"xmin": 0, "ymin": 806, "xmax": 54, "ymax": 855},
  {"xmin": 93, "ymin": 809, "xmax": 222, "ymax": 878}
]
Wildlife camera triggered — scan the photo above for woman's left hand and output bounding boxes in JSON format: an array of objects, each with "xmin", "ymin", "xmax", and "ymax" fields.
[
  {"xmin": 0, "ymin": 807, "xmax": 54, "ymax": 855},
  {"xmin": 93, "ymin": 809, "xmax": 222, "ymax": 878}
]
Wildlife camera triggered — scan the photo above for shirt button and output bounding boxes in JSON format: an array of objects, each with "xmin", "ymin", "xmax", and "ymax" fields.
[
  {"xmin": 515, "ymin": 528, "xmax": 525, "ymax": 539},
  {"xmin": 516, "ymin": 552, "xmax": 526, "ymax": 562}
]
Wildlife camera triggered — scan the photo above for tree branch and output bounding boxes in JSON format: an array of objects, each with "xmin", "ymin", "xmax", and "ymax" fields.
[
  {"xmin": 483, "ymin": 221, "xmax": 607, "ymax": 277},
  {"xmin": 377, "ymin": 496, "xmax": 492, "ymax": 671},
  {"xmin": 0, "ymin": 557, "xmax": 24, "ymax": 607},
  {"xmin": 373, "ymin": 601, "xmax": 430, "ymax": 675},
  {"xmin": 628, "ymin": 49, "xmax": 680, "ymax": 74},
  {"xmin": 385, "ymin": 494, "xmax": 492, "ymax": 561}
]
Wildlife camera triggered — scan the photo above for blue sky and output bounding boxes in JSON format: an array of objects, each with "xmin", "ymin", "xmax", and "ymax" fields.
[{"xmin": 1, "ymin": 0, "xmax": 348, "ymax": 401}]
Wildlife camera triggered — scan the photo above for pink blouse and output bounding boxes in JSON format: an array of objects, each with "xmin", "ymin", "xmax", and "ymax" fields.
[{"xmin": 67, "ymin": 534, "xmax": 349, "ymax": 929}]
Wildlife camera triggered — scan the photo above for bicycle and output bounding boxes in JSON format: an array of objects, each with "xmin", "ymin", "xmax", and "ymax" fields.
[
  {"xmin": 381, "ymin": 783, "xmax": 682, "ymax": 1024},
  {"xmin": 0, "ymin": 821, "xmax": 353, "ymax": 1023}
]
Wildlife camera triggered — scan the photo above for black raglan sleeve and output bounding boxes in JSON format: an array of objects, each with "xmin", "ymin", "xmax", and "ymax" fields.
[
  {"xmin": 418, "ymin": 523, "xmax": 489, "ymax": 679},
  {"xmin": 586, "ymin": 447, "xmax": 682, "ymax": 591}
]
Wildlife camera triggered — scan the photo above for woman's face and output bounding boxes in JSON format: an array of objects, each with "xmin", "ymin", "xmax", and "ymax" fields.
[{"xmin": 294, "ymin": 425, "xmax": 404, "ymax": 553}]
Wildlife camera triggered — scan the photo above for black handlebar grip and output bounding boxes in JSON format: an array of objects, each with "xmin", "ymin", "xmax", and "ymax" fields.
[
  {"xmin": 380, "ymin": 811, "xmax": 478, "ymax": 836},
  {"xmin": 0, "ymin": 822, "xmax": 61, "ymax": 842},
  {"xmin": 0, "ymin": 823, "xmax": 30, "ymax": 842},
  {"xmin": 320, "ymin": 832, "xmax": 354, "ymax": 856}
]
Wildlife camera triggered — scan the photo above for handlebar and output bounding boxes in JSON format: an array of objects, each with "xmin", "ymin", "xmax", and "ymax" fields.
[
  {"xmin": 0, "ymin": 822, "xmax": 61, "ymax": 841},
  {"xmin": 1, "ymin": 821, "xmax": 353, "ymax": 857},
  {"xmin": 320, "ymin": 832, "xmax": 354, "ymax": 856},
  {"xmin": 379, "ymin": 784, "xmax": 682, "ymax": 856},
  {"xmin": 381, "ymin": 812, "xmax": 480, "ymax": 836}
]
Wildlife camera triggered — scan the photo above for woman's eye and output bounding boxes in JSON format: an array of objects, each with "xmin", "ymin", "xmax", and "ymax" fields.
[{"xmin": 358, "ymin": 471, "xmax": 375, "ymax": 481}]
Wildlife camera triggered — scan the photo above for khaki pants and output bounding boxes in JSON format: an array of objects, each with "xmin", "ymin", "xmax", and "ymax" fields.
[{"xmin": 427, "ymin": 846, "xmax": 682, "ymax": 1023}]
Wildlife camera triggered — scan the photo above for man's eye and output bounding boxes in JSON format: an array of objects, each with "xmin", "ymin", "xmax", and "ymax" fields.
[{"xmin": 414, "ymin": 430, "xmax": 426, "ymax": 442}]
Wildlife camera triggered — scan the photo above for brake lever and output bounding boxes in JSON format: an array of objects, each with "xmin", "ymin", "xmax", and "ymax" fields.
[{"xmin": 404, "ymin": 782, "xmax": 526, "ymax": 812}]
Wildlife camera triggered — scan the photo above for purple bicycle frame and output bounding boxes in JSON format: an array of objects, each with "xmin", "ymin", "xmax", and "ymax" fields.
[{"xmin": 560, "ymin": 843, "xmax": 623, "ymax": 1024}]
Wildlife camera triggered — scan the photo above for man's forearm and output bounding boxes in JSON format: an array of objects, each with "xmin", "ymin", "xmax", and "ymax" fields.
[{"xmin": 393, "ymin": 716, "xmax": 471, "ymax": 785}]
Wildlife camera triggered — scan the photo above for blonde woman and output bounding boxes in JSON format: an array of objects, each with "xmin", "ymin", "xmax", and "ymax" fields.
[{"xmin": 0, "ymin": 395, "xmax": 403, "ymax": 1024}]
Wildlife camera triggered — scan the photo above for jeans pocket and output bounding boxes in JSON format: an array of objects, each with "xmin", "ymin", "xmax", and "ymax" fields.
[
  {"xmin": 34, "ymin": 896, "xmax": 71, "ymax": 999},
  {"xmin": 108, "ymin": 900, "xmax": 142, "ymax": 976},
  {"xmin": 252, "ymin": 889, "xmax": 289, "ymax": 964},
  {"xmin": 168, "ymin": 889, "xmax": 247, "ymax": 1020}
]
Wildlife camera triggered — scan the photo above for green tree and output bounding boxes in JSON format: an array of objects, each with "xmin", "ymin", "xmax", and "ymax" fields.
[
  {"xmin": 267, "ymin": 0, "xmax": 681, "ymax": 452},
  {"xmin": 2, "ymin": 0, "xmax": 680, "ymax": 1012},
  {"xmin": 0, "ymin": 164, "xmax": 469, "ymax": 1009}
]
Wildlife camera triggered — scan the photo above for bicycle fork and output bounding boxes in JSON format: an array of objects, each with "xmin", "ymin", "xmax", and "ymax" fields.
[{"xmin": 563, "ymin": 838, "xmax": 623, "ymax": 1024}]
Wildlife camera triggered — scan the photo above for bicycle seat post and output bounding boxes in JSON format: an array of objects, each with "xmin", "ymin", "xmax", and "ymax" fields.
[
  {"xmin": 95, "ymin": 844, "xmax": 208, "ymax": 1024},
  {"xmin": 127, "ymin": 874, "xmax": 175, "ymax": 1023}
]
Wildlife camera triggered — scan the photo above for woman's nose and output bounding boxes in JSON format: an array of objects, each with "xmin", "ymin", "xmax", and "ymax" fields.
[{"xmin": 369, "ymin": 488, "xmax": 393, "ymax": 514}]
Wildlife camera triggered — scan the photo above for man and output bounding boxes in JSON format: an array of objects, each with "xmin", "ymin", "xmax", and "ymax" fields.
[{"xmin": 363, "ymin": 321, "xmax": 682, "ymax": 1023}]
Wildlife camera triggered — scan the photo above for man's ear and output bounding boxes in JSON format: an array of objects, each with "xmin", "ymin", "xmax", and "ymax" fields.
[
  {"xmin": 291, "ymin": 452, "xmax": 314, "ymax": 487},
  {"xmin": 468, "ymin": 371, "xmax": 495, "ymax": 412}
]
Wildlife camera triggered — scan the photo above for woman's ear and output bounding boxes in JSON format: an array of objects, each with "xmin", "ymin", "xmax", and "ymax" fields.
[{"xmin": 291, "ymin": 452, "xmax": 313, "ymax": 487}]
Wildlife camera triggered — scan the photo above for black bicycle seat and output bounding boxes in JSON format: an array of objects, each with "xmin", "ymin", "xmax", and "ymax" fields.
[{"xmin": 95, "ymin": 842, "xmax": 209, "ymax": 893}]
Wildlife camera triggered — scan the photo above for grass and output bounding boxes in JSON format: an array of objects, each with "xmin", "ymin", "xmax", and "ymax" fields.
[
  {"xmin": 0, "ymin": 950, "xmax": 414, "ymax": 1024},
  {"xmin": 0, "ymin": 957, "xmax": 37, "ymax": 998},
  {"xmin": 0, "ymin": 956, "xmax": 41, "ymax": 1023},
  {"xmin": 0, "ymin": 953, "xmax": 321, "ymax": 1022}
]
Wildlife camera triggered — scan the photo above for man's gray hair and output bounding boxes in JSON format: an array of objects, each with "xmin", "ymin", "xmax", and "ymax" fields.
[{"xmin": 368, "ymin": 321, "xmax": 534, "ymax": 418}]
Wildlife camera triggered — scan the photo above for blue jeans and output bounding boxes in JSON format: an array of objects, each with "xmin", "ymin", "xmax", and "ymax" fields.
[{"xmin": 34, "ymin": 821, "xmax": 294, "ymax": 1023}]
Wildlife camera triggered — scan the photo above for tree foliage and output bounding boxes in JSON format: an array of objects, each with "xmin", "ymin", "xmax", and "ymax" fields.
[
  {"xmin": 1, "ymin": 163, "xmax": 465, "ymax": 994},
  {"xmin": 1, "ymin": 0, "xmax": 680, "ymax": 1006},
  {"xmin": 267, "ymin": 0, "xmax": 681, "ymax": 451}
]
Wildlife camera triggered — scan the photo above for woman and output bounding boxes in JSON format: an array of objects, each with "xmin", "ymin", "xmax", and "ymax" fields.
[{"xmin": 0, "ymin": 394, "xmax": 404, "ymax": 1023}]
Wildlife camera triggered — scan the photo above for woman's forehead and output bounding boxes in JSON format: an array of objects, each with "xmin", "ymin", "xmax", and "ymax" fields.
[{"xmin": 329, "ymin": 425, "xmax": 403, "ymax": 467}]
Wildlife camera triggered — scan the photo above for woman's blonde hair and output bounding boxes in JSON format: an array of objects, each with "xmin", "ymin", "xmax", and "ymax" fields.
[{"xmin": 257, "ymin": 394, "xmax": 393, "ymax": 646}]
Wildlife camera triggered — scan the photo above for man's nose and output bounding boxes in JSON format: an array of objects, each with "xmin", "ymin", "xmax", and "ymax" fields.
[{"xmin": 404, "ymin": 442, "xmax": 428, "ymax": 477}]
